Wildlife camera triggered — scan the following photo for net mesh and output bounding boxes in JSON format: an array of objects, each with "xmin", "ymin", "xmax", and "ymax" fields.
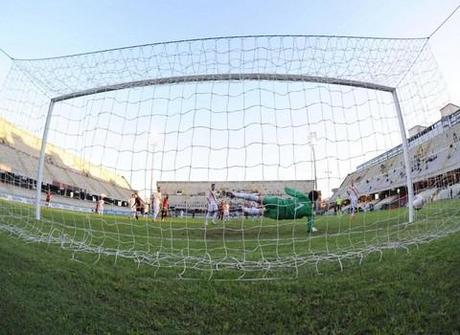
[{"xmin": 0, "ymin": 35, "xmax": 458, "ymax": 280}]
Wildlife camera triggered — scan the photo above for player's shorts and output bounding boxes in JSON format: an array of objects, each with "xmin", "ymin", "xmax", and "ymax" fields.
[{"xmin": 207, "ymin": 202, "xmax": 218, "ymax": 212}]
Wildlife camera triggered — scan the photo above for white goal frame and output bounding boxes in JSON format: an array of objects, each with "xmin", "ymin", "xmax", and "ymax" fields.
[{"xmin": 35, "ymin": 73, "xmax": 415, "ymax": 223}]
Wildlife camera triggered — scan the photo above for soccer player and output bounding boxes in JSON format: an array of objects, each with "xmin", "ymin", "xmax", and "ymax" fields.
[
  {"xmin": 151, "ymin": 186, "xmax": 162, "ymax": 221},
  {"xmin": 98, "ymin": 198, "xmax": 104, "ymax": 215},
  {"xmin": 161, "ymin": 195, "xmax": 169, "ymax": 221},
  {"xmin": 205, "ymin": 183, "xmax": 218, "ymax": 225},
  {"xmin": 95, "ymin": 196, "xmax": 104, "ymax": 215},
  {"xmin": 230, "ymin": 187, "xmax": 319, "ymax": 233},
  {"xmin": 45, "ymin": 191, "xmax": 52, "ymax": 207},
  {"xmin": 223, "ymin": 201, "xmax": 230, "ymax": 222},
  {"xmin": 335, "ymin": 195, "xmax": 343, "ymax": 215},
  {"xmin": 128, "ymin": 193, "xmax": 136, "ymax": 218},
  {"xmin": 134, "ymin": 193, "xmax": 144, "ymax": 220},
  {"xmin": 218, "ymin": 200, "xmax": 225, "ymax": 221},
  {"xmin": 347, "ymin": 181, "xmax": 359, "ymax": 216}
]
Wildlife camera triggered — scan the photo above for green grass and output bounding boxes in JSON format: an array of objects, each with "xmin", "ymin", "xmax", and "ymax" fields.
[
  {"xmin": 1, "ymin": 198, "xmax": 459, "ymax": 278},
  {"xmin": 0, "ymin": 199, "xmax": 460, "ymax": 333}
]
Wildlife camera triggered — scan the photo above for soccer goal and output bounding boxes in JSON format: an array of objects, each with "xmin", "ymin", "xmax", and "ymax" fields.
[{"xmin": 0, "ymin": 35, "xmax": 458, "ymax": 279}]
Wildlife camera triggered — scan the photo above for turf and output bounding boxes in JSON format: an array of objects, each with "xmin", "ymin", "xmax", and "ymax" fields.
[
  {"xmin": 0, "ymin": 199, "xmax": 459, "ymax": 333},
  {"xmin": 2, "ymin": 198, "xmax": 460, "ymax": 278}
]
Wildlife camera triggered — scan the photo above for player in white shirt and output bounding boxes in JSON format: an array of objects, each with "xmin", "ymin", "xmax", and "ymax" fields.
[
  {"xmin": 128, "ymin": 193, "xmax": 136, "ymax": 218},
  {"xmin": 151, "ymin": 186, "xmax": 162, "ymax": 221},
  {"xmin": 96, "ymin": 197, "xmax": 104, "ymax": 215},
  {"xmin": 205, "ymin": 183, "xmax": 218, "ymax": 225},
  {"xmin": 347, "ymin": 181, "xmax": 359, "ymax": 216}
]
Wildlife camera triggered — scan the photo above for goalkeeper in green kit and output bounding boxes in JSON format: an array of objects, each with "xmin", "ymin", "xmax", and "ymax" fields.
[{"xmin": 229, "ymin": 187, "xmax": 319, "ymax": 233}]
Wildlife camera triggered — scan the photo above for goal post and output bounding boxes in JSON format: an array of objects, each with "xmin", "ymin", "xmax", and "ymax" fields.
[
  {"xmin": 35, "ymin": 99, "xmax": 55, "ymax": 220},
  {"xmin": 392, "ymin": 89, "xmax": 414, "ymax": 223},
  {"xmin": 1, "ymin": 35, "xmax": 452, "ymax": 279},
  {"xmin": 34, "ymin": 75, "xmax": 414, "ymax": 223}
]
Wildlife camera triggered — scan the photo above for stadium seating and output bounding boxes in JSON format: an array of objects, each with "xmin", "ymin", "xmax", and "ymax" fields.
[
  {"xmin": 373, "ymin": 195, "xmax": 399, "ymax": 211},
  {"xmin": 415, "ymin": 187, "xmax": 439, "ymax": 202},
  {"xmin": 331, "ymin": 109, "xmax": 460, "ymax": 210},
  {"xmin": 0, "ymin": 116, "xmax": 132, "ymax": 202},
  {"xmin": 0, "ymin": 144, "xmax": 131, "ymax": 205},
  {"xmin": 433, "ymin": 183, "xmax": 460, "ymax": 201},
  {"xmin": 0, "ymin": 181, "xmax": 131, "ymax": 215}
]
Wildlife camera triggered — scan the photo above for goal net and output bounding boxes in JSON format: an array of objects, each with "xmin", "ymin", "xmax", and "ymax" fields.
[{"xmin": 0, "ymin": 35, "xmax": 458, "ymax": 280}]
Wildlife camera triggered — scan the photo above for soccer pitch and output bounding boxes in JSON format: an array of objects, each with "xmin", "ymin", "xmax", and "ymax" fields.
[
  {"xmin": 0, "ymin": 199, "xmax": 459, "ymax": 333},
  {"xmin": 1, "ymin": 198, "xmax": 459, "ymax": 280}
]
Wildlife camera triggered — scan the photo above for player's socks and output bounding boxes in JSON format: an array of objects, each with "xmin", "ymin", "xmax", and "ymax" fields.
[{"xmin": 205, "ymin": 212, "xmax": 213, "ymax": 225}]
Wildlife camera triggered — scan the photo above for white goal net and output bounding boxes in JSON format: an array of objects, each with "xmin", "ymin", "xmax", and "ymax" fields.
[{"xmin": 0, "ymin": 35, "xmax": 458, "ymax": 280}]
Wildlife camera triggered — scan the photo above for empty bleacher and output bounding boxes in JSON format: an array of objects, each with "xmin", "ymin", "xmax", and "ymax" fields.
[
  {"xmin": 0, "ymin": 116, "xmax": 132, "ymax": 205},
  {"xmin": 0, "ymin": 182, "xmax": 131, "ymax": 215},
  {"xmin": 331, "ymin": 107, "xmax": 460, "ymax": 209},
  {"xmin": 433, "ymin": 183, "xmax": 460, "ymax": 201}
]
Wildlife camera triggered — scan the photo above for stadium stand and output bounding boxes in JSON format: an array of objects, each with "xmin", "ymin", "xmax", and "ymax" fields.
[
  {"xmin": 330, "ymin": 103, "xmax": 460, "ymax": 210},
  {"xmin": 415, "ymin": 187, "xmax": 439, "ymax": 203},
  {"xmin": 433, "ymin": 183, "xmax": 460, "ymax": 201},
  {"xmin": 4, "ymin": 99, "xmax": 459, "ymax": 217},
  {"xmin": 0, "ymin": 182, "xmax": 131, "ymax": 215},
  {"xmin": 0, "ymin": 117, "xmax": 133, "ymax": 209},
  {"xmin": 373, "ymin": 195, "xmax": 399, "ymax": 211}
]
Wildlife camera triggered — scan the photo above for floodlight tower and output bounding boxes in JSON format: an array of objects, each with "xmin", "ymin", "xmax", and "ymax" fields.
[{"xmin": 307, "ymin": 132, "xmax": 318, "ymax": 192}]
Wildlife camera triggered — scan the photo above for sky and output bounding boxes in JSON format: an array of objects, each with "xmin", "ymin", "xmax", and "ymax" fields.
[
  {"xmin": 0, "ymin": 0, "xmax": 459, "ymax": 101},
  {"xmin": 0, "ymin": 0, "xmax": 459, "ymax": 197}
]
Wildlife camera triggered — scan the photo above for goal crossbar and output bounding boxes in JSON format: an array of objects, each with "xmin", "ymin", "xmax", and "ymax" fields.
[{"xmin": 51, "ymin": 73, "xmax": 395, "ymax": 103}]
